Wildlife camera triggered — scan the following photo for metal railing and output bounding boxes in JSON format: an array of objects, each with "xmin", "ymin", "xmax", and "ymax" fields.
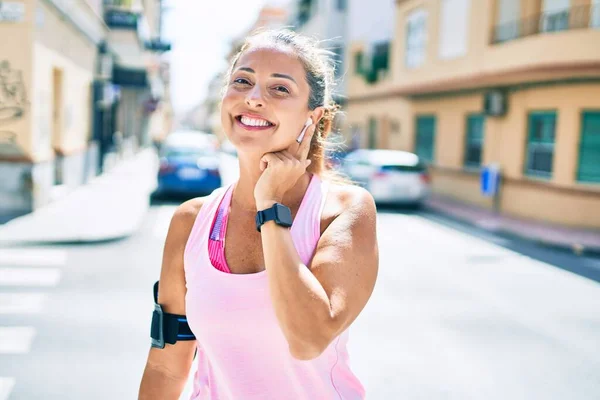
[{"xmin": 492, "ymin": 4, "xmax": 600, "ymax": 44}]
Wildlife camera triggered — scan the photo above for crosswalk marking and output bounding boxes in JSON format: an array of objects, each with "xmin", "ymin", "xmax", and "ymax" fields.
[
  {"xmin": 0, "ymin": 327, "xmax": 36, "ymax": 354},
  {"xmin": 0, "ymin": 248, "xmax": 66, "ymax": 400},
  {"xmin": 0, "ymin": 377, "xmax": 15, "ymax": 400},
  {"xmin": 0, "ymin": 293, "xmax": 46, "ymax": 314},
  {"xmin": 0, "ymin": 268, "xmax": 61, "ymax": 287},
  {"xmin": 0, "ymin": 248, "xmax": 68, "ymax": 267}
]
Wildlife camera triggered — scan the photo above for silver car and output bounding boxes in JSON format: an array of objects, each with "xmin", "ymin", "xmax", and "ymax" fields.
[{"xmin": 342, "ymin": 149, "xmax": 431, "ymax": 206}]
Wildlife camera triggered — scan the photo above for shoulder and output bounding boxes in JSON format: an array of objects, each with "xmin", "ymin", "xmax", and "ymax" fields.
[
  {"xmin": 320, "ymin": 182, "xmax": 376, "ymax": 235},
  {"xmin": 166, "ymin": 187, "xmax": 221, "ymax": 242},
  {"xmin": 170, "ymin": 196, "xmax": 206, "ymax": 232}
]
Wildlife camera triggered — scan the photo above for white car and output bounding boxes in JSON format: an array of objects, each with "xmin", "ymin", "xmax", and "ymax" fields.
[{"xmin": 342, "ymin": 149, "xmax": 431, "ymax": 207}]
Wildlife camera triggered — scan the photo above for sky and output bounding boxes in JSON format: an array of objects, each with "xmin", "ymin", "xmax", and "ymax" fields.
[{"xmin": 162, "ymin": 0, "xmax": 291, "ymax": 115}]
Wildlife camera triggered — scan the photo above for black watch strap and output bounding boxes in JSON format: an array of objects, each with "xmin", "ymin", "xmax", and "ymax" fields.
[{"xmin": 255, "ymin": 203, "xmax": 292, "ymax": 232}]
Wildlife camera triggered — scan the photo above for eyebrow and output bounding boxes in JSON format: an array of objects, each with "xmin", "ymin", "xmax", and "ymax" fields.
[{"xmin": 237, "ymin": 67, "xmax": 297, "ymax": 84}]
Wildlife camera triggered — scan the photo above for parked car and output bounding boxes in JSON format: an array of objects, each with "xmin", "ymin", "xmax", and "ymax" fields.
[
  {"xmin": 155, "ymin": 131, "xmax": 222, "ymax": 197},
  {"xmin": 341, "ymin": 149, "xmax": 431, "ymax": 207}
]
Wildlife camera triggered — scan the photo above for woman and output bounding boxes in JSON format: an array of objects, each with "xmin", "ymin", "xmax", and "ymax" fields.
[{"xmin": 139, "ymin": 29, "xmax": 379, "ymax": 400}]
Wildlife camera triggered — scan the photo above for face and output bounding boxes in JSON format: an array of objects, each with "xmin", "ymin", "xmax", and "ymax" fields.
[{"xmin": 221, "ymin": 46, "xmax": 320, "ymax": 156}]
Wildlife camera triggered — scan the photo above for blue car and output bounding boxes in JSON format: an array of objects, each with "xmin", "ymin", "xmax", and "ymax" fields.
[{"xmin": 156, "ymin": 131, "xmax": 222, "ymax": 197}]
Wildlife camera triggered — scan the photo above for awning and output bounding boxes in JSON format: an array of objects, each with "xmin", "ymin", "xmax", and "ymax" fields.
[{"xmin": 112, "ymin": 64, "xmax": 148, "ymax": 88}]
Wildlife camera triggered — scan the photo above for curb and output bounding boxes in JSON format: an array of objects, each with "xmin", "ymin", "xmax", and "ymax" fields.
[
  {"xmin": 423, "ymin": 204, "xmax": 600, "ymax": 258},
  {"xmin": 0, "ymin": 189, "xmax": 152, "ymax": 246},
  {"xmin": 0, "ymin": 149, "xmax": 157, "ymax": 245}
]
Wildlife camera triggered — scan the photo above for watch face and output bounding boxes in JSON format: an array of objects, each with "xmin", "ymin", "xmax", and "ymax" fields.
[{"xmin": 274, "ymin": 203, "xmax": 292, "ymax": 226}]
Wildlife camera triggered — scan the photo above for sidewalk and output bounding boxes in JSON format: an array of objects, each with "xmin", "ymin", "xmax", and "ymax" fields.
[
  {"xmin": 0, "ymin": 148, "xmax": 158, "ymax": 245},
  {"xmin": 424, "ymin": 194, "xmax": 600, "ymax": 256}
]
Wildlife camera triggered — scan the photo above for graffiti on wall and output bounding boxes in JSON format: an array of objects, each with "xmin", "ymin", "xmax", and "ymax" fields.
[{"xmin": 0, "ymin": 60, "xmax": 28, "ymax": 156}]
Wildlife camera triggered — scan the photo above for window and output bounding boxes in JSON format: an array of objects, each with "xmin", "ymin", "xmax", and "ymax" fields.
[
  {"xmin": 405, "ymin": 9, "xmax": 427, "ymax": 69},
  {"xmin": 577, "ymin": 112, "xmax": 600, "ymax": 183},
  {"xmin": 372, "ymin": 42, "xmax": 390, "ymax": 72},
  {"xmin": 464, "ymin": 114, "xmax": 485, "ymax": 167},
  {"xmin": 368, "ymin": 117, "xmax": 377, "ymax": 149},
  {"xmin": 541, "ymin": 0, "xmax": 570, "ymax": 32},
  {"xmin": 525, "ymin": 112, "xmax": 556, "ymax": 178},
  {"xmin": 415, "ymin": 115, "xmax": 436, "ymax": 162},
  {"xmin": 592, "ymin": 0, "xmax": 600, "ymax": 28},
  {"xmin": 354, "ymin": 51, "xmax": 364, "ymax": 75},
  {"xmin": 439, "ymin": 0, "xmax": 470, "ymax": 59},
  {"xmin": 364, "ymin": 41, "xmax": 390, "ymax": 83},
  {"xmin": 494, "ymin": 0, "xmax": 521, "ymax": 42}
]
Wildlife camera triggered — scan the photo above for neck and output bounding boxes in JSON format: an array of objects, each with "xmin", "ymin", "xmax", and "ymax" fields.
[{"xmin": 233, "ymin": 153, "xmax": 312, "ymax": 212}]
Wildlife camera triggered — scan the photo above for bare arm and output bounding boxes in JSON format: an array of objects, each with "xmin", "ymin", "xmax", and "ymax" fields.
[
  {"xmin": 259, "ymin": 185, "xmax": 379, "ymax": 360},
  {"xmin": 138, "ymin": 198, "xmax": 204, "ymax": 400}
]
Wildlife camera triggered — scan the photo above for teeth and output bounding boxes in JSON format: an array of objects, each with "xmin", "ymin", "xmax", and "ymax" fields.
[{"xmin": 240, "ymin": 116, "xmax": 271, "ymax": 127}]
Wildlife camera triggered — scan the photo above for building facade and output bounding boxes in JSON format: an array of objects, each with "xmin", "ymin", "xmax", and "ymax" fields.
[
  {"xmin": 0, "ymin": 0, "xmax": 107, "ymax": 220},
  {"xmin": 289, "ymin": 0, "xmax": 350, "ymax": 103},
  {"xmin": 0, "ymin": 0, "xmax": 171, "ymax": 220},
  {"xmin": 346, "ymin": 0, "xmax": 600, "ymax": 229},
  {"xmin": 103, "ymin": 0, "xmax": 172, "ymax": 154}
]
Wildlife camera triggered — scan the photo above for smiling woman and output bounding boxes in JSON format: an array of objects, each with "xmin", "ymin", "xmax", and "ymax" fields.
[{"xmin": 139, "ymin": 29, "xmax": 379, "ymax": 400}]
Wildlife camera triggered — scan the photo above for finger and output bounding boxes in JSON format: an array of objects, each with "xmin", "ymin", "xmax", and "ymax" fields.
[
  {"xmin": 274, "ymin": 152, "xmax": 288, "ymax": 162},
  {"xmin": 280, "ymin": 150, "xmax": 297, "ymax": 162},
  {"xmin": 260, "ymin": 153, "xmax": 279, "ymax": 171},
  {"xmin": 296, "ymin": 123, "xmax": 316, "ymax": 161}
]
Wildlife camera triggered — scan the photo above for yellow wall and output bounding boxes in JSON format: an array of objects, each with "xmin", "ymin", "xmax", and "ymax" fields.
[
  {"xmin": 412, "ymin": 83, "xmax": 600, "ymax": 228},
  {"xmin": 502, "ymin": 180, "xmax": 600, "ymax": 228},
  {"xmin": 393, "ymin": 0, "xmax": 600, "ymax": 90},
  {"xmin": 345, "ymin": 42, "xmax": 395, "ymax": 100},
  {"xmin": 345, "ymin": 97, "xmax": 412, "ymax": 151},
  {"xmin": 431, "ymin": 168, "xmax": 494, "ymax": 209},
  {"xmin": 489, "ymin": 83, "xmax": 600, "ymax": 185},
  {"xmin": 29, "ymin": 0, "xmax": 96, "ymax": 162},
  {"xmin": 412, "ymin": 94, "xmax": 483, "ymax": 168},
  {"xmin": 32, "ymin": 44, "xmax": 94, "ymax": 162},
  {"xmin": 0, "ymin": 0, "xmax": 34, "ymax": 160}
]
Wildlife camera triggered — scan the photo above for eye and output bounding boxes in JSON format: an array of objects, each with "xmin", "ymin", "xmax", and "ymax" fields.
[
  {"xmin": 233, "ymin": 77, "xmax": 250, "ymax": 85},
  {"xmin": 273, "ymin": 85, "xmax": 290, "ymax": 94}
]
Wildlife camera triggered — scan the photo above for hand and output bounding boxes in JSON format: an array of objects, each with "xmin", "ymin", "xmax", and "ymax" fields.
[{"xmin": 254, "ymin": 123, "xmax": 316, "ymax": 210}]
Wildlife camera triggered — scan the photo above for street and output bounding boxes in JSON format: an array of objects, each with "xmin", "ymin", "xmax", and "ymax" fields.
[{"xmin": 2, "ymin": 199, "xmax": 600, "ymax": 399}]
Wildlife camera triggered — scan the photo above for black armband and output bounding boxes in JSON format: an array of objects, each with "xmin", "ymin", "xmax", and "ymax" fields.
[{"xmin": 150, "ymin": 281, "xmax": 196, "ymax": 349}]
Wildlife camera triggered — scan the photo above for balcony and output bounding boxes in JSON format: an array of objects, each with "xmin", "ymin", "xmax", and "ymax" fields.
[
  {"xmin": 144, "ymin": 39, "xmax": 172, "ymax": 52},
  {"xmin": 104, "ymin": 8, "xmax": 139, "ymax": 30},
  {"xmin": 492, "ymin": 4, "xmax": 600, "ymax": 44},
  {"xmin": 359, "ymin": 41, "xmax": 390, "ymax": 84}
]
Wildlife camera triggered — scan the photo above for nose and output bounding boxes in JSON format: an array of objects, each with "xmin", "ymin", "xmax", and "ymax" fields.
[{"xmin": 245, "ymin": 85, "xmax": 264, "ymax": 108}]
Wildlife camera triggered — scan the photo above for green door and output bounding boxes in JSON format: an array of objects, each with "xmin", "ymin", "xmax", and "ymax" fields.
[
  {"xmin": 577, "ymin": 112, "xmax": 600, "ymax": 183},
  {"xmin": 368, "ymin": 117, "xmax": 377, "ymax": 149},
  {"xmin": 464, "ymin": 114, "xmax": 485, "ymax": 167},
  {"xmin": 415, "ymin": 116, "xmax": 436, "ymax": 162}
]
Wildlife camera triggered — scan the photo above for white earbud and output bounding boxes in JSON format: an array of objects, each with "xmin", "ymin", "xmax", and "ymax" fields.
[{"xmin": 296, "ymin": 117, "xmax": 313, "ymax": 143}]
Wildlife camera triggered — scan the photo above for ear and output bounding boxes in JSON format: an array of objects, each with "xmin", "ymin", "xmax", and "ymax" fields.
[{"xmin": 309, "ymin": 106, "xmax": 326, "ymax": 124}]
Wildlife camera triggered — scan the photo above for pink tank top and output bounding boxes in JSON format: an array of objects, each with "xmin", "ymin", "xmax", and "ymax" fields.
[{"xmin": 183, "ymin": 174, "xmax": 366, "ymax": 400}]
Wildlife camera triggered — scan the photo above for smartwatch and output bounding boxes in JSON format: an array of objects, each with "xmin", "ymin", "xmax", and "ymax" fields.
[{"xmin": 255, "ymin": 203, "xmax": 292, "ymax": 232}]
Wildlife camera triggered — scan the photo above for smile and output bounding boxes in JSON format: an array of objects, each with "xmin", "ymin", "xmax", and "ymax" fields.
[{"xmin": 235, "ymin": 114, "xmax": 275, "ymax": 130}]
